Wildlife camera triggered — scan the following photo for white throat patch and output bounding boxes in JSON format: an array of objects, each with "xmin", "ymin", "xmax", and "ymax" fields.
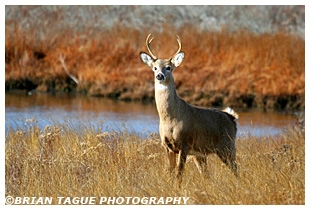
[{"xmin": 155, "ymin": 82, "xmax": 169, "ymax": 91}]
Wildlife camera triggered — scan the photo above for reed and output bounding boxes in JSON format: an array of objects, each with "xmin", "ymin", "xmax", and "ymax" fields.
[
  {"xmin": 5, "ymin": 23, "xmax": 305, "ymax": 110},
  {"xmin": 5, "ymin": 120, "xmax": 305, "ymax": 204}
]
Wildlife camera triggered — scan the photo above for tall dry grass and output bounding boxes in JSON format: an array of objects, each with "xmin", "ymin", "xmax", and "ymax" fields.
[
  {"xmin": 5, "ymin": 120, "xmax": 305, "ymax": 204},
  {"xmin": 5, "ymin": 22, "xmax": 304, "ymax": 110}
]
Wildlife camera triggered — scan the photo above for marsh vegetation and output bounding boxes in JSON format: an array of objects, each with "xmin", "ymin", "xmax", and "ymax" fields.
[{"xmin": 5, "ymin": 6, "xmax": 305, "ymax": 110}]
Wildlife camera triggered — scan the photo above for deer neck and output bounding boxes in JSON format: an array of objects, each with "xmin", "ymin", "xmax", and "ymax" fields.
[{"xmin": 154, "ymin": 78, "xmax": 181, "ymax": 121}]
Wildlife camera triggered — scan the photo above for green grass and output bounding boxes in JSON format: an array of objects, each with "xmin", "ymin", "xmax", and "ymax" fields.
[{"xmin": 5, "ymin": 120, "xmax": 305, "ymax": 204}]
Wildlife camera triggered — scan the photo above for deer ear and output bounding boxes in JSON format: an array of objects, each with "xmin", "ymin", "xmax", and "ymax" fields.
[
  {"xmin": 171, "ymin": 52, "xmax": 185, "ymax": 67},
  {"xmin": 140, "ymin": 52, "xmax": 154, "ymax": 67}
]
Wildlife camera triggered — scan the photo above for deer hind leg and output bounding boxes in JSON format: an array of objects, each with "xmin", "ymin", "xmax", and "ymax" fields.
[
  {"xmin": 216, "ymin": 149, "xmax": 238, "ymax": 177},
  {"xmin": 193, "ymin": 156, "xmax": 207, "ymax": 175}
]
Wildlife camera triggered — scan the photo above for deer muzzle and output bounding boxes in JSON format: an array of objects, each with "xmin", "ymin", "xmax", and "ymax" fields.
[{"xmin": 156, "ymin": 72, "xmax": 165, "ymax": 81}]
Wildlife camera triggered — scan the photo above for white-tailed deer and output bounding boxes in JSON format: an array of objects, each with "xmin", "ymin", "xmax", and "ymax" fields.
[{"xmin": 140, "ymin": 34, "xmax": 238, "ymax": 186}]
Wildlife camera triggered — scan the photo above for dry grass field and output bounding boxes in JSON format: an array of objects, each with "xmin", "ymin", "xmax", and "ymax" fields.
[
  {"xmin": 5, "ymin": 6, "xmax": 305, "ymax": 110},
  {"xmin": 5, "ymin": 119, "xmax": 305, "ymax": 205}
]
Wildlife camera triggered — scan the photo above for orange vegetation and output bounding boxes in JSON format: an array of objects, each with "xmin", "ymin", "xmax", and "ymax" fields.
[{"xmin": 5, "ymin": 24, "xmax": 304, "ymax": 110}]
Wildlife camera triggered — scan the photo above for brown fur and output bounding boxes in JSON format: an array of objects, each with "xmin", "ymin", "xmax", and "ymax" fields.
[{"xmin": 140, "ymin": 34, "xmax": 238, "ymax": 186}]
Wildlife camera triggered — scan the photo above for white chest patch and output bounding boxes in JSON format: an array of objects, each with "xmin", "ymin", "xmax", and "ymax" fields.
[{"xmin": 155, "ymin": 83, "xmax": 169, "ymax": 91}]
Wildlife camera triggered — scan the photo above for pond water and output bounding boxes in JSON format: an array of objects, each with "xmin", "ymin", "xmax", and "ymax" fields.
[{"xmin": 5, "ymin": 93, "xmax": 299, "ymax": 137}]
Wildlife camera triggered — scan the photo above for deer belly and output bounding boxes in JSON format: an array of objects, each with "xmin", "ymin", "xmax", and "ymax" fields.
[{"xmin": 188, "ymin": 150, "xmax": 209, "ymax": 157}]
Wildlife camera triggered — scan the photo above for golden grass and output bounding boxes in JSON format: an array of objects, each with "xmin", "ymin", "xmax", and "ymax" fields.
[
  {"xmin": 5, "ymin": 122, "xmax": 305, "ymax": 204},
  {"xmin": 5, "ymin": 23, "xmax": 305, "ymax": 110}
]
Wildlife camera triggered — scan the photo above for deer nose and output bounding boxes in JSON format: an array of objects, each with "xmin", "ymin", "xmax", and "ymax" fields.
[{"xmin": 156, "ymin": 73, "xmax": 165, "ymax": 81}]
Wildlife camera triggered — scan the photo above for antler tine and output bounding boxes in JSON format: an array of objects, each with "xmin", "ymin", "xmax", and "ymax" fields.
[
  {"xmin": 173, "ymin": 35, "xmax": 182, "ymax": 58},
  {"xmin": 146, "ymin": 33, "xmax": 157, "ymax": 60}
]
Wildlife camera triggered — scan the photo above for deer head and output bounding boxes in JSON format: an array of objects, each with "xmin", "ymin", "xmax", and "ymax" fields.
[{"xmin": 140, "ymin": 34, "xmax": 185, "ymax": 89}]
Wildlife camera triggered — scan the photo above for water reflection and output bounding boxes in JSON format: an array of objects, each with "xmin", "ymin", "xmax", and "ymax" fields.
[{"xmin": 5, "ymin": 93, "xmax": 298, "ymax": 137}]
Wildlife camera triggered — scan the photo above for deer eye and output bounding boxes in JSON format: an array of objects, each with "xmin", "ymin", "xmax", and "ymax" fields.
[
  {"xmin": 154, "ymin": 67, "xmax": 157, "ymax": 71},
  {"xmin": 166, "ymin": 66, "xmax": 171, "ymax": 71}
]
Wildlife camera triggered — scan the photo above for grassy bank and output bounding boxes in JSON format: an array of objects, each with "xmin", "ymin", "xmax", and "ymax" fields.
[
  {"xmin": 5, "ymin": 24, "xmax": 305, "ymax": 110},
  {"xmin": 5, "ymin": 121, "xmax": 305, "ymax": 204}
]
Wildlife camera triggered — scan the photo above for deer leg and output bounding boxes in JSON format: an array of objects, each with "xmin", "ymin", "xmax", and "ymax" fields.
[
  {"xmin": 216, "ymin": 149, "xmax": 238, "ymax": 177},
  {"xmin": 193, "ymin": 156, "xmax": 207, "ymax": 174},
  {"xmin": 166, "ymin": 148, "xmax": 176, "ymax": 175},
  {"xmin": 227, "ymin": 149, "xmax": 238, "ymax": 177},
  {"xmin": 176, "ymin": 147, "xmax": 188, "ymax": 187}
]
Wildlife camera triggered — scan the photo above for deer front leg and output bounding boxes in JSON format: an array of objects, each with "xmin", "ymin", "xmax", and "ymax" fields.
[
  {"xmin": 166, "ymin": 148, "xmax": 176, "ymax": 175},
  {"xmin": 176, "ymin": 147, "xmax": 188, "ymax": 187}
]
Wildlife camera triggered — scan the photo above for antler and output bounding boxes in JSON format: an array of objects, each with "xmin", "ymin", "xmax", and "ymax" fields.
[
  {"xmin": 172, "ymin": 35, "xmax": 182, "ymax": 58},
  {"xmin": 145, "ymin": 34, "xmax": 182, "ymax": 59},
  {"xmin": 146, "ymin": 33, "xmax": 157, "ymax": 60}
]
